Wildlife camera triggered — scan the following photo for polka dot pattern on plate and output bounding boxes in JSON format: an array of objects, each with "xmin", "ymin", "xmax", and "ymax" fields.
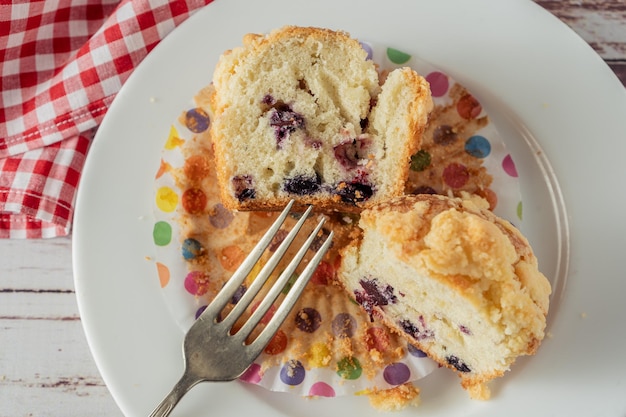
[
  {"xmin": 309, "ymin": 382, "xmax": 335, "ymax": 398},
  {"xmin": 184, "ymin": 108, "xmax": 211, "ymax": 133},
  {"xmin": 295, "ymin": 307, "xmax": 322, "ymax": 333},
  {"xmin": 337, "ymin": 356, "xmax": 363, "ymax": 380},
  {"xmin": 153, "ymin": 221, "xmax": 172, "ymax": 246},
  {"xmin": 280, "ymin": 360, "xmax": 306, "ymax": 386},
  {"xmin": 386, "ymin": 47, "xmax": 411, "ymax": 64},
  {"xmin": 383, "ymin": 362, "xmax": 411, "ymax": 386}
]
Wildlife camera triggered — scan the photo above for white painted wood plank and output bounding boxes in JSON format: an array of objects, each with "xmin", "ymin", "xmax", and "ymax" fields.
[
  {"xmin": 0, "ymin": 238, "xmax": 122, "ymax": 417},
  {"xmin": 0, "ymin": 291, "xmax": 78, "ymax": 320},
  {"xmin": 0, "ymin": 238, "xmax": 74, "ymax": 291},
  {"xmin": 0, "ymin": 318, "xmax": 123, "ymax": 417},
  {"xmin": 535, "ymin": 0, "xmax": 626, "ymax": 59}
]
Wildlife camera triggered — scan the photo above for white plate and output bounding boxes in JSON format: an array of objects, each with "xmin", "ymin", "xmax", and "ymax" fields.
[{"xmin": 72, "ymin": 0, "xmax": 626, "ymax": 416}]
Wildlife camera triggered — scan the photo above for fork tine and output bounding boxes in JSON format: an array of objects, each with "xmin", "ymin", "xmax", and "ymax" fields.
[
  {"xmin": 249, "ymin": 228, "xmax": 333, "ymax": 352},
  {"xmin": 238, "ymin": 218, "xmax": 334, "ymax": 346},
  {"xmin": 200, "ymin": 199, "xmax": 295, "ymax": 321},
  {"xmin": 219, "ymin": 204, "xmax": 314, "ymax": 329}
]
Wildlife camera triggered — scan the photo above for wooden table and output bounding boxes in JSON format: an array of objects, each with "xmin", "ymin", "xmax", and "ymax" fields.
[{"xmin": 1, "ymin": 2, "xmax": 624, "ymax": 416}]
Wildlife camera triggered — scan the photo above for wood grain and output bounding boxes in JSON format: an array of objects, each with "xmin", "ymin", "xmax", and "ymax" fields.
[
  {"xmin": 0, "ymin": 239, "xmax": 123, "ymax": 417},
  {"xmin": 535, "ymin": 0, "xmax": 626, "ymax": 86},
  {"xmin": 608, "ymin": 62, "xmax": 626, "ymax": 86}
]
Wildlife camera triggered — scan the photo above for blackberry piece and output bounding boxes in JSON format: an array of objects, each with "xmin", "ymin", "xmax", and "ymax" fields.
[
  {"xmin": 354, "ymin": 278, "xmax": 397, "ymax": 318},
  {"xmin": 333, "ymin": 181, "xmax": 373, "ymax": 204},
  {"xmin": 446, "ymin": 355, "xmax": 471, "ymax": 373},
  {"xmin": 231, "ymin": 175, "xmax": 256, "ymax": 202},
  {"xmin": 261, "ymin": 94, "xmax": 275, "ymax": 105},
  {"xmin": 283, "ymin": 173, "xmax": 321, "ymax": 195},
  {"xmin": 269, "ymin": 103, "xmax": 305, "ymax": 147},
  {"xmin": 333, "ymin": 137, "xmax": 371, "ymax": 170},
  {"xmin": 398, "ymin": 317, "xmax": 434, "ymax": 341}
]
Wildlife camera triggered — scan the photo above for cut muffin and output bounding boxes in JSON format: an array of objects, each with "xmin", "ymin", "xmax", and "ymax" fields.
[
  {"xmin": 210, "ymin": 26, "xmax": 433, "ymax": 211},
  {"xmin": 337, "ymin": 194, "xmax": 551, "ymax": 399}
]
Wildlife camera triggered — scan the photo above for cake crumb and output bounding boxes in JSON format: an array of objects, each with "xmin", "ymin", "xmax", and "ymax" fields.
[
  {"xmin": 467, "ymin": 382, "xmax": 491, "ymax": 400},
  {"xmin": 367, "ymin": 383, "xmax": 421, "ymax": 411}
]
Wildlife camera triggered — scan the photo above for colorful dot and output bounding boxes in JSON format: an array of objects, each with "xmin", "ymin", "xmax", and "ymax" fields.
[
  {"xmin": 165, "ymin": 125, "xmax": 184, "ymax": 150},
  {"xmin": 155, "ymin": 158, "xmax": 170, "ymax": 179},
  {"xmin": 383, "ymin": 362, "xmax": 411, "ymax": 386},
  {"xmin": 209, "ymin": 203, "xmax": 234, "ymax": 229},
  {"xmin": 337, "ymin": 357, "xmax": 362, "ymax": 380},
  {"xmin": 245, "ymin": 260, "xmax": 264, "ymax": 286},
  {"xmin": 251, "ymin": 300, "xmax": 276, "ymax": 325},
  {"xmin": 360, "ymin": 42, "xmax": 373, "ymax": 60},
  {"xmin": 308, "ymin": 342, "xmax": 331, "ymax": 368},
  {"xmin": 457, "ymin": 94, "xmax": 482, "ymax": 119},
  {"xmin": 465, "ymin": 135, "xmax": 491, "ymax": 158},
  {"xmin": 156, "ymin": 262, "xmax": 170, "ymax": 288},
  {"xmin": 332, "ymin": 313, "xmax": 357, "ymax": 338},
  {"xmin": 477, "ymin": 188, "xmax": 498, "ymax": 211},
  {"xmin": 517, "ymin": 201, "xmax": 523, "ymax": 220},
  {"xmin": 219, "ymin": 245, "xmax": 245, "ymax": 271},
  {"xmin": 184, "ymin": 270, "xmax": 210, "ymax": 296},
  {"xmin": 280, "ymin": 360, "xmax": 305, "ymax": 386},
  {"xmin": 365, "ymin": 327, "xmax": 391, "ymax": 352},
  {"xmin": 153, "ymin": 221, "xmax": 172, "ymax": 246},
  {"xmin": 182, "ymin": 187, "xmax": 207, "ymax": 214},
  {"xmin": 442, "ymin": 163, "xmax": 470, "ymax": 188},
  {"xmin": 386, "ymin": 47, "xmax": 411, "ymax": 64},
  {"xmin": 240, "ymin": 363, "xmax": 262, "ymax": 384},
  {"xmin": 309, "ymin": 382, "xmax": 335, "ymax": 398},
  {"xmin": 295, "ymin": 307, "xmax": 321, "ymax": 333},
  {"xmin": 410, "ymin": 150, "xmax": 431, "ymax": 172},
  {"xmin": 281, "ymin": 273, "xmax": 299, "ymax": 295},
  {"xmin": 502, "ymin": 154, "xmax": 518, "ymax": 177},
  {"xmin": 268, "ymin": 229, "xmax": 289, "ymax": 252},
  {"xmin": 310, "ymin": 260, "xmax": 334, "ymax": 286},
  {"xmin": 230, "ymin": 284, "xmax": 247, "ymax": 304},
  {"xmin": 184, "ymin": 108, "xmax": 210, "ymax": 133},
  {"xmin": 183, "ymin": 154, "xmax": 210, "ymax": 181},
  {"xmin": 195, "ymin": 305, "xmax": 207, "ymax": 319},
  {"xmin": 156, "ymin": 186, "xmax": 178, "ymax": 212},
  {"xmin": 407, "ymin": 343, "xmax": 427, "ymax": 357},
  {"xmin": 433, "ymin": 124, "xmax": 458, "ymax": 146},
  {"xmin": 425, "ymin": 71, "xmax": 449, "ymax": 97},
  {"xmin": 264, "ymin": 329, "xmax": 288, "ymax": 355},
  {"xmin": 181, "ymin": 238, "xmax": 203, "ymax": 260}
]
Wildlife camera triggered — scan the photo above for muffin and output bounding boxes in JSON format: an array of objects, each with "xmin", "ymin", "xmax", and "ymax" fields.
[
  {"xmin": 210, "ymin": 26, "xmax": 433, "ymax": 212},
  {"xmin": 337, "ymin": 193, "xmax": 551, "ymax": 399}
]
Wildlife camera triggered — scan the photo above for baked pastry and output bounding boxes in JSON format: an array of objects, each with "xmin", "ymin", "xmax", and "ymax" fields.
[
  {"xmin": 337, "ymin": 194, "xmax": 551, "ymax": 399},
  {"xmin": 210, "ymin": 26, "xmax": 433, "ymax": 211}
]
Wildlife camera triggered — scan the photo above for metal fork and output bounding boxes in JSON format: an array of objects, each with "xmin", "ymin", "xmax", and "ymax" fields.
[{"xmin": 149, "ymin": 200, "xmax": 334, "ymax": 417}]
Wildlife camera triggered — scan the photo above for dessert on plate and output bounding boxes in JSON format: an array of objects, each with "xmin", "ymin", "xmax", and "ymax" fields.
[
  {"xmin": 155, "ymin": 24, "xmax": 550, "ymax": 411},
  {"xmin": 338, "ymin": 193, "xmax": 551, "ymax": 399},
  {"xmin": 209, "ymin": 26, "xmax": 433, "ymax": 212}
]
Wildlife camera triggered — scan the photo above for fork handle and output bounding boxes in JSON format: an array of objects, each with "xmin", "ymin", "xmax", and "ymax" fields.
[{"xmin": 148, "ymin": 373, "xmax": 200, "ymax": 417}]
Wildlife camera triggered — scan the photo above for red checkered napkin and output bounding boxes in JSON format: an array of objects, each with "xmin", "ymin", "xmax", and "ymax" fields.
[{"xmin": 0, "ymin": 0, "xmax": 213, "ymax": 238}]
